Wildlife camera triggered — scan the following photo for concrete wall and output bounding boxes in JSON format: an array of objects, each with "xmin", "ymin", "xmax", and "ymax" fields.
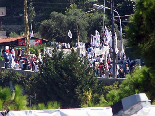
[{"xmin": 97, "ymin": 77, "xmax": 126, "ymax": 86}]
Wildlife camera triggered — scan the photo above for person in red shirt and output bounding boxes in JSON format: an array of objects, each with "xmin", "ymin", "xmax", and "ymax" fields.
[{"xmin": 99, "ymin": 62, "xmax": 104, "ymax": 77}]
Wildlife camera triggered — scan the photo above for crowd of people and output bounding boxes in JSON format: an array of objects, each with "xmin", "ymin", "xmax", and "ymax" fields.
[
  {"xmin": 50, "ymin": 42, "xmax": 84, "ymax": 49},
  {"xmin": 86, "ymin": 46, "xmax": 142, "ymax": 78},
  {"xmin": 50, "ymin": 41, "xmax": 141, "ymax": 78},
  {"xmin": 1, "ymin": 41, "xmax": 142, "ymax": 78},
  {"xmin": 2, "ymin": 48, "xmax": 40, "ymax": 72}
]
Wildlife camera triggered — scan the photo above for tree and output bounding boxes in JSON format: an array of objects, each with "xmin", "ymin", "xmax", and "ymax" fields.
[
  {"xmin": 65, "ymin": 4, "xmax": 89, "ymax": 43},
  {"xmin": 40, "ymin": 11, "xmax": 68, "ymax": 42},
  {"xmin": 125, "ymin": 0, "xmax": 155, "ymax": 70},
  {"xmin": 28, "ymin": 48, "xmax": 101, "ymax": 108},
  {"xmin": 40, "ymin": 4, "xmax": 109, "ymax": 43},
  {"xmin": 28, "ymin": 0, "xmax": 36, "ymax": 28},
  {"xmin": 40, "ymin": 5, "xmax": 89, "ymax": 43},
  {"xmin": 0, "ymin": 85, "xmax": 28, "ymax": 111},
  {"xmin": 98, "ymin": 0, "xmax": 135, "ymax": 18},
  {"xmin": 106, "ymin": 66, "xmax": 155, "ymax": 105},
  {"xmin": 86, "ymin": 11, "xmax": 108, "ymax": 41}
]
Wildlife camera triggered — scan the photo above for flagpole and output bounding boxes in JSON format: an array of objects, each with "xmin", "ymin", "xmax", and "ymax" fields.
[
  {"xmin": 111, "ymin": 0, "xmax": 115, "ymax": 78},
  {"xmin": 24, "ymin": 0, "xmax": 30, "ymax": 55},
  {"xmin": 114, "ymin": 11, "xmax": 123, "ymax": 58},
  {"xmin": 77, "ymin": 24, "xmax": 80, "ymax": 56},
  {"xmin": 103, "ymin": 0, "xmax": 105, "ymax": 40}
]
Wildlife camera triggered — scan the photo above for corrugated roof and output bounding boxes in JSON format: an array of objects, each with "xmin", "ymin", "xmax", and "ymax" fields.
[{"xmin": 0, "ymin": 36, "xmax": 25, "ymax": 43}]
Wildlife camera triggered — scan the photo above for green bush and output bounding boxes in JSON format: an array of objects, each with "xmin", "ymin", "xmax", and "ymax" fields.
[
  {"xmin": 106, "ymin": 66, "xmax": 155, "ymax": 105},
  {"xmin": 28, "ymin": 49, "xmax": 100, "ymax": 108},
  {"xmin": 30, "ymin": 47, "xmax": 35, "ymax": 54},
  {"xmin": 31, "ymin": 101, "xmax": 60, "ymax": 110},
  {"xmin": 0, "ymin": 56, "xmax": 4, "ymax": 61}
]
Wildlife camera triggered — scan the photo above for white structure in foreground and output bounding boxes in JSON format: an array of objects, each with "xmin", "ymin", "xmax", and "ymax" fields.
[
  {"xmin": 1, "ymin": 93, "xmax": 155, "ymax": 116},
  {"xmin": 112, "ymin": 93, "xmax": 154, "ymax": 116},
  {"xmin": 0, "ymin": 107, "xmax": 112, "ymax": 116}
]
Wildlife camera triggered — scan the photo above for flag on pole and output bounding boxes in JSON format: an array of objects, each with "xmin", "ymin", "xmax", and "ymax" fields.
[
  {"xmin": 121, "ymin": 42, "xmax": 124, "ymax": 58},
  {"xmin": 68, "ymin": 30, "xmax": 72, "ymax": 39},
  {"xmin": 30, "ymin": 24, "xmax": 34, "ymax": 38},
  {"xmin": 95, "ymin": 30, "xmax": 100, "ymax": 47},
  {"xmin": 109, "ymin": 31, "xmax": 112, "ymax": 47},
  {"xmin": 114, "ymin": 32, "xmax": 119, "ymax": 54},
  {"xmin": 104, "ymin": 26, "xmax": 112, "ymax": 46}
]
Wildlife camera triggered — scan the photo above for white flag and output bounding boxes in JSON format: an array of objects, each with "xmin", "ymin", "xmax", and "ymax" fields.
[
  {"xmin": 95, "ymin": 30, "xmax": 100, "ymax": 47},
  {"xmin": 30, "ymin": 24, "xmax": 34, "ymax": 38},
  {"xmin": 115, "ymin": 32, "xmax": 119, "ymax": 54},
  {"xmin": 109, "ymin": 31, "xmax": 112, "ymax": 47},
  {"xmin": 104, "ymin": 26, "xmax": 112, "ymax": 46},
  {"xmin": 68, "ymin": 30, "xmax": 72, "ymax": 39}
]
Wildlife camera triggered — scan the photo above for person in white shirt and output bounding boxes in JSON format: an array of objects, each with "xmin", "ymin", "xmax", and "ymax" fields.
[
  {"xmin": 14, "ymin": 61, "xmax": 20, "ymax": 69},
  {"xmin": 9, "ymin": 52, "xmax": 14, "ymax": 68},
  {"xmin": 34, "ymin": 62, "xmax": 39, "ymax": 72}
]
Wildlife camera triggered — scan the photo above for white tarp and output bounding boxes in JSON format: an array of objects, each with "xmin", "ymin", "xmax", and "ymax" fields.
[
  {"xmin": 1, "ymin": 107, "xmax": 113, "ymax": 116},
  {"xmin": 2, "ymin": 94, "xmax": 155, "ymax": 116},
  {"xmin": 131, "ymin": 105, "xmax": 155, "ymax": 116}
]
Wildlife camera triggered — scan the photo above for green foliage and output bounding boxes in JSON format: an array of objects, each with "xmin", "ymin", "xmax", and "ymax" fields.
[
  {"xmin": 31, "ymin": 101, "xmax": 60, "ymax": 110},
  {"xmin": 127, "ymin": 66, "xmax": 155, "ymax": 103},
  {"xmin": 126, "ymin": 0, "xmax": 155, "ymax": 70},
  {"xmin": 0, "ymin": 55, "xmax": 4, "ymax": 61},
  {"xmin": 1, "ymin": 0, "xmax": 135, "ymax": 35},
  {"xmin": 33, "ymin": 32, "xmax": 42, "ymax": 38},
  {"xmin": 28, "ymin": 48, "xmax": 99, "ymax": 108},
  {"xmin": 40, "ymin": 5, "xmax": 109, "ymax": 43},
  {"xmin": 13, "ymin": 85, "xmax": 28, "ymax": 110},
  {"xmin": 79, "ymin": 88, "xmax": 92, "ymax": 106},
  {"xmin": 30, "ymin": 47, "xmax": 35, "ymax": 54},
  {"xmin": 47, "ymin": 101, "xmax": 60, "ymax": 109},
  {"xmin": 66, "ymin": 5, "xmax": 89, "ymax": 43},
  {"xmin": 106, "ymin": 66, "xmax": 155, "ymax": 105},
  {"xmin": 0, "ymin": 69, "xmax": 12, "ymax": 87},
  {"xmin": 40, "ymin": 12, "xmax": 68, "ymax": 42},
  {"xmin": 0, "ymin": 69, "xmax": 32, "ymax": 94},
  {"xmin": 0, "ymin": 85, "xmax": 28, "ymax": 111},
  {"xmin": 30, "ymin": 47, "xmax": 40, "ymax": 57},
  {"xmin": 36, "ymin": 43, "xmax": 46, "ymax": 50},
  {"xmin": 0, "ymin": 69, "xmax": 61, "ymax": 110},
  {"xmin": 31, "ymin": 105, "xmax": 37, "ymax": 110},
  {"xmin": 0, "ymin": 86, "xmax": 12, "ymax": 110},
  {"xmin": 38, "ymin": 103, "xmax": 46, "ymax": 110},
  {"xmin": 9, "ymin": 32, "xmax": 19, "ymax": 37},
  {"xmin": 28, "ymin": 0, "xmax": 36, "ymax": 25},
  {"xmin": 35, "ymin": 48, "xmax": 39, "ymax": 58},
  {"xmin": 86, "ymin": 12, "xmax": 109, "ymax": 40},
  {"xmin": 82, "ymin": 95, "xmax": 110, "ymax": 107}
]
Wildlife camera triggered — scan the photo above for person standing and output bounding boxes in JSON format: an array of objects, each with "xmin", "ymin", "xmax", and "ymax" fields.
[
  {"xmin": 9, "ymin": 51, "xmax": 14, "ymax": 68},
  {"xmin": 3, "ymin": 50, "xmax": 9, "ymax": 68},
  {"xmin": 99, "ymin": 62, "xmax": 104, "ymax": 77},
  {"xmin": 94, "ymin": 61, "xmax": 99, "ymax": 77}
]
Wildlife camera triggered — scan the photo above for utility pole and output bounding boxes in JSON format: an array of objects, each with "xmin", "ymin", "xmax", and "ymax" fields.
[
  {"xmin": 111, "ymin": 0, "xmax": 115, "ymax": 78},
  {"xmin": 24, "ymin": 0, "xmax": 30, "ymax": 55},
  {"xmin": 103, "ymin": 0, "xmax": 105, "ymax": 35},
  {"xmin": 77, "ymin": 24, "xmax": 80, "ymax": 56}
]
